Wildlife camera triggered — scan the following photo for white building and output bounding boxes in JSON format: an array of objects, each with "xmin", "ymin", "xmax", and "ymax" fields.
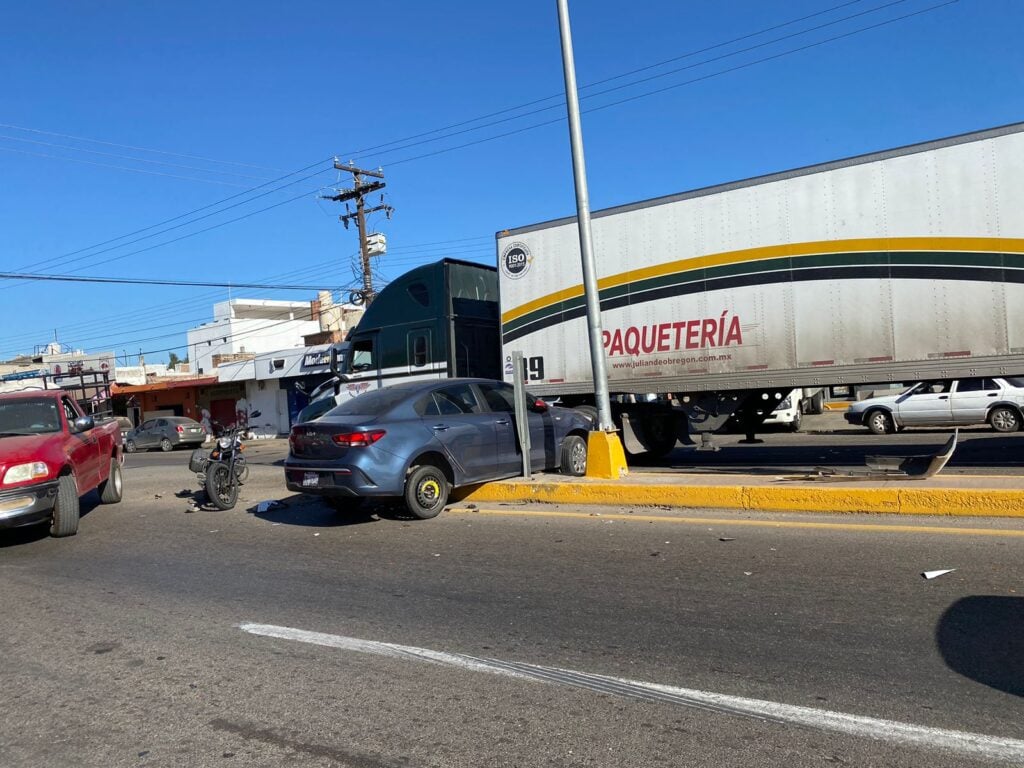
[{"xmin": 187, "ymin": 299, "xmax": 320, "ymax": 376}]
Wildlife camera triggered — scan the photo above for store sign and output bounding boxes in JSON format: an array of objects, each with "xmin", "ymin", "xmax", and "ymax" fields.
[{"xmin": 302, "ymin": 350, "xmax": 331, "ymax": 369}]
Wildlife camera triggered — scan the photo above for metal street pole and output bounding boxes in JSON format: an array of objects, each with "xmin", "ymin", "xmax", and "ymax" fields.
[{"xmin": 555, "ymin": 0, "xmax": 614, "ymax": 432}]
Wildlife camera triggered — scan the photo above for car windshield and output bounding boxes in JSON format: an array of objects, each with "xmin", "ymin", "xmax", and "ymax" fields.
[
  {"xmin": 327, "ymin": 387, "xmax": 410, "ymax": 417},
  {"xmin": 0, "ymin": 398, "xmax": 62, "ymax": 436}
]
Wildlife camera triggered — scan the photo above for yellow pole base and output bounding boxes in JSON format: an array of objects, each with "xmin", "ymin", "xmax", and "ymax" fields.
[{"xmin": 586, "ymin": 431, "xmax": 629, "ymax": 479}]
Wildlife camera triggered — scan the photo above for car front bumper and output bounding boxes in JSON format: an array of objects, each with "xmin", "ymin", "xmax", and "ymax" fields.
[
  {"xmin": 0, "ymin": 480, "xmax": 58, "ymax": 529},
  {"xmin": 843, "ymin": 411, "xmax": 863, "ymax": 425}
]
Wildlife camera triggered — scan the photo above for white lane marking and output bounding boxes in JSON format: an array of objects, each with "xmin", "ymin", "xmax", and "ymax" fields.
[{"xmin": 239, "ymin": 622, "xmax": 1024, "ymax": 763}]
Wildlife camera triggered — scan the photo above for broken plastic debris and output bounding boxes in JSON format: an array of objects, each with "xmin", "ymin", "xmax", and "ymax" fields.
[
  {"xmin": 922, "ymin": 569, "xmax": 956, "ymax": 580},
  {"xmin": 743, "ymin": 571, "xmax": 753, "ymax": 576},
  {"xmin": 719, "ymin": 537, "xmax": 736, "ymax": 542},
  {"xmin": 256, "ymin": 500, "xmax": 284, "ymax": 513},
  {"xmin": 154, "ymin": 493, "xmax": 163, "ymax": 499},
  {"xmin": 313, "ymin": 533, "xmax": 320, "ymax": 537}
]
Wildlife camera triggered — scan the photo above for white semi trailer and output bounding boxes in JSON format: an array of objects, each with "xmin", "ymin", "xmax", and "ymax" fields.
[{"xmin": 496, "ymin": 122, "xmax": 1024, "ymax": 453}]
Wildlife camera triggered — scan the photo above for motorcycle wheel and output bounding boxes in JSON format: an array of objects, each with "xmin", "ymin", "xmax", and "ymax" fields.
[
  {"xmin": 233, "ymin": 457, "xmax": 249, "ymax": 484},
  {"xmin": 205, "ymin": 463, "xmax": 238, "ymax": 510}
]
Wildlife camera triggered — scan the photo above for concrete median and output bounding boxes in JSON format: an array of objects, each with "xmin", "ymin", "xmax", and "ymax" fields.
[{"xmin": 461, "ymin": 472, "xmax": 1024, "ymax": 518}]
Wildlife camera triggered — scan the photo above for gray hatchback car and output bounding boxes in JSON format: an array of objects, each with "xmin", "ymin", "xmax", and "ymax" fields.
[
  {"xmin": 285, "ymin": 378, "xmax": 592, "ymax": 519},
  {"xmin": 125, "ymin": 416, "xmax": 208, "ymax": 452}
]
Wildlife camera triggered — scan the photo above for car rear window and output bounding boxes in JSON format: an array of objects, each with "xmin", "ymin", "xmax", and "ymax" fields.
[
  {"xmin": 327, "ymin": 388, "xmax": 409, "ymax": 417},
  {"xmin": 1004, "ymin": 377, "xmax": 1024, "ymax": 388}
]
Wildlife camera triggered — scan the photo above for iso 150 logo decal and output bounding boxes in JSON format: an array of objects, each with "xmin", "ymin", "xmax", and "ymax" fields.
[{"xmin": 500, "ymin": 242, "xmax": 533, "ymax": 279}]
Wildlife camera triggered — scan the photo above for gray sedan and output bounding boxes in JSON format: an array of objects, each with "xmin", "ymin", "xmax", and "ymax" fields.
[
  {"xmin": 284, "ymin": 378, "xmax": 592, "ymax": 519},
  {"xmin": 845, "ymin": 376, "xmax": 1024, "ymax": 434},
  {"xmin": 125, "ymin": 416, "xmax": 208, "ymax": 452}
]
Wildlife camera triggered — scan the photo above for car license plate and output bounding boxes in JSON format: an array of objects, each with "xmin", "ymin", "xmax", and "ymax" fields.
[{"xmin": 302, "ymin": 472, "xmax": 319, "ymax": 487}]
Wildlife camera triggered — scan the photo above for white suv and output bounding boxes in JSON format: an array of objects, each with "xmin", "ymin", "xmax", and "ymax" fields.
[{"xmin": 845, "ymin": 377, "xmax": 1024, "ymax": 434}]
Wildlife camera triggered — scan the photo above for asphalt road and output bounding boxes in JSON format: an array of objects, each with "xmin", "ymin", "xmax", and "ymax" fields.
[{"xmin": 1, "ymin": 451, "xmax": 1022, "ymax": 767}]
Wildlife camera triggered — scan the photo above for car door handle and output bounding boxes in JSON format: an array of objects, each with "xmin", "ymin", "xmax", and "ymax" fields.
[
  {"xmin": 431, "ymin": 424, "xmax": 449, "ymax": 432},
  {"xmin": 938, "ymin": 396, "xmax": 948, "ymax": 400},
  {"xmin": 987, "ymin": 393, "xmax": 998, "ymax": 397},
  {"xmin": 494, "ymin": 419, "xmax": 510, "ymax": 425}
]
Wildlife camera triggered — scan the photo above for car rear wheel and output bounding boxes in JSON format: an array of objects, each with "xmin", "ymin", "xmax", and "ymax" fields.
[
  {"xmin": 989, "ymin": 406, "xmax": 1021, "ymax": 433},
  {"xmin": 50, "ymin": 475, "xmax": 80, "ymax": 537},
  {"xmin": 125, "ymin": 439, "xmax": 136, "ymax": 453},
  {"xmin": 98, "ymin": 460, "xmax": 123, "ymax": 504},
  {"xmin": 560, "ymin": 434, "xmax": 588, "ymax": 476},
  {"xmin": 866, "ymin": 410, "xmax": 894, "ymax": 435},
  {"xmin": 404, "ymin": 464, "xmax": 449, "ymax": 520},
  {"xmin": 160, "ymin": 437, "xmax": 173, "ymax": 452}
]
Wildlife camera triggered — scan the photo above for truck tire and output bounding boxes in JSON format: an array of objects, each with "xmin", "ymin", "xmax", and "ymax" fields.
[
  {"xmin": 789, "ymin": 410, "xmax": 803, "ymax": 433},
  {"xmin": 560, "ymin": 435, "xmax": 588, "ymax": 476},
  {"xmin": 205, "ymin": 463, "xmax": 238, "ymax": 510},
  {"xmin": 640, "ymin": 415, "xmax": 677, "ymax": 457},
  {"xmin": 98, "ymin": 460, "xmax": 123, "ymax": 504},
  {"xmin": 804, "ymin": 390, "xmax": 826, "ymax": 415},
  {"xmin": 573, "ymin": 405, "xmax": 598, "ymax": 427},
  {"xmin": 989, "ymin": 406, "xmax": 1021, "ymax": 433},
  {"xmin": 404, "ymin": 464, "xmax": 449, "ymax": 520},
  {"xmin": 50, "ymin": 474, "xmax": 80, "ymax": 537},
  {"xmin": 160, "ymin": 437, "xmax": 173, "ymax": 452},
  {"xmin": 866, "ymin": 409, "xmax": 895, "ymax": 435}
]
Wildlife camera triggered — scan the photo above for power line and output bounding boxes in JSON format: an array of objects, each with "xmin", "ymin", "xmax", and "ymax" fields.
[
  {"xmin": 0, "ymin": 133, "xmax": 273, "ymax": 180},
  {"xmin": 0, "ymin": 272, "xmax": 342, "ymax": 291},
  {"xmin": 0, "ymin": 122, "xmax": 285, "ymax": 171}
]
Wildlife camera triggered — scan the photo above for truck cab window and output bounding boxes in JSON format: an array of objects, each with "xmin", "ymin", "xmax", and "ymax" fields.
[
  {"xmin": 412, "ymin": 334, "xmax": 428, "ymax": 367},
  {"xmin": 351, "ymin": 338, "xmax": 375, "ymax": 372}
]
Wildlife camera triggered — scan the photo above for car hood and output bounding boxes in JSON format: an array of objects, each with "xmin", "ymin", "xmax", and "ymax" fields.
[{"xmin": 848, "ymin": 394, "xmax": 901, "ymax": 412}]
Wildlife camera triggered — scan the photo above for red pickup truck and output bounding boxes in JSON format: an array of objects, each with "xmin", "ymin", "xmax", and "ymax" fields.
[{"xmin": 0, "ymin": 390, "xmax": 123, "ymax": 537}]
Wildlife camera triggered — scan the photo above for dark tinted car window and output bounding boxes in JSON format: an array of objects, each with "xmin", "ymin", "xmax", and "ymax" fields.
[
  {"xmin": 434, "ymin": 384, "xmax": 481, "ymax": 414},
  {"xmin": 956, "ymin": 378, "xmax": 983, "ymax": 392},
  {"xmin": 1005, "ymin": 377, "xmax": 1024, "ymax": 388},
  {"xmin": 297, "ymin": 397, "xmax": 337, "ymax": 423},
  {"xmin": 328, "ymin": 387, "xmax": 410, "ymax": 417},
  {"xmin": 416, "ymin": 392, "xmax": 465, "ymax": 417},
  {"xmin": 477, "ymin": 382, "xmax": 516, "ymax": 413}
]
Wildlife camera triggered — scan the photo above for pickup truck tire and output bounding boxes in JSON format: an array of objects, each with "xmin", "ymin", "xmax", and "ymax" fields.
[
  {"xmin": 98, "ymin": 460, "xmax": 123, "ymax": 504},
  {"xmin": 50, "ymin": 475, "xmax": 80, "ymax": 537},
  {"xmin": 160, "ymin": 437, "xmax": 173, "ymax": 452}
]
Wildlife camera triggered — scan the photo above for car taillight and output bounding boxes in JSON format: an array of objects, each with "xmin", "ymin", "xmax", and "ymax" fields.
[
  {"xmin": 176, "ymin": 425, "xmax": 185, "ymax": 433},
  {"xmin": 332, "ymin": 430, "xmax": 385, "ymax": 447}
]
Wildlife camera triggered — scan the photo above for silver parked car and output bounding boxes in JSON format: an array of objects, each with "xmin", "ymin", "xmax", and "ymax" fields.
[
  {"xmin": 125, "ymin": 416, "xmax": 208, "ymax": 452},
  {"xmin": 845, "ymin": 377, "xmax": 1024, "ymax": 434}
]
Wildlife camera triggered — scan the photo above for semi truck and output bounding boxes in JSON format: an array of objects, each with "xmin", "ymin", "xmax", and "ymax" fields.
[{"xmin": 316, "ymin": 121, "xmax": 1024, "ymax": 454}]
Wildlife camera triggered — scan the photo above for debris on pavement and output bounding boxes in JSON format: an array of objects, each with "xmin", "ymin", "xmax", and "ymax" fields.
[
  {"xmin": 922, "ymin": 568, "xmax": 956, "ymax": 580},
  {"xmin": 154, "ymin": 493, "xmax": 163, "ymax": 499},
  {"xmin": 255, "ymin": 500, "xmax": 285, "ymax": 513},
  {"xmin": 719, "ymin": 537, "xmax": 736, "ymax": 542}
]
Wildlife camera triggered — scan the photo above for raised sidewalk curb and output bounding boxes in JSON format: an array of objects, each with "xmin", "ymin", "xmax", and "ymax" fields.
[{"xmin": 461, "ymin": 474, "xmax": 1024, "ymax": 518}]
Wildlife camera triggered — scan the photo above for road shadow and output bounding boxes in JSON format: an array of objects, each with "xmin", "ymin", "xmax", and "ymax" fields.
[
  {"xmin": 247, "ymin": 492, "xmax": 380, "ymax": 528},
  {"xmin": 0, "ymin": 494, "xmax": 101, "ymax": 548},
  {"xmin": 936, "ymin": 595, "xmax": 1024, "ymax": 697},
  {"xmin": 634, "ymin": 433, "xmax": 1023, "ymax": 473}
]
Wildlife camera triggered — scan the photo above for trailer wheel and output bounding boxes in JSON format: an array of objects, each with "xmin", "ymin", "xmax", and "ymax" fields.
[
  {"xmin": 573, "ymin": 405, "xmax": 598, "ymax": 427},
  {"xmin": 866, "ymin": 409, "xmax": 894, "ymax": 435},
  {"xmin": 640, "ymin": 415, "xmax": 678, "ymax": 457},
  {"xmin": 560, "ymin": 435, "xmax": 588, "ymax": 477},
  {"xmin": 50, "ymin": 474, "xmax": 80, "ymax": 537},
  {"xmin": 805, "ymin": 390, "xmax": 826, "ymax": 415},
  {"xmin": 404, "ymin": 464, "xmax": 449, "ymax": 520},
  {"xmin": 98, "ymin": 460, "xmax": 123, "ymax": 504},
  {"xmin": 989, "ymin": 406, "xmax": 1021, "ymax": 433}
]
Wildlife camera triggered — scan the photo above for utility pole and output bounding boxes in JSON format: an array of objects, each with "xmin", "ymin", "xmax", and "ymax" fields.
[{"xmin": 321, "ymin": 161, "xmax": 394, "ymax": 305}]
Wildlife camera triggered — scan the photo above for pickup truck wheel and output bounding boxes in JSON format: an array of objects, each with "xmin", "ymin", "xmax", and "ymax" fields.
[
  {"xmin": 98, "ymin": 460, "xmax": 123, "ymax": 504},
  {"xmin": 989, "ymin": 406, "xmax": 1021, "ymax": 433},
  {"xmin": 124, "ymin": 439, "xmax": 136, "ymax": 453},
  {"xmin": 159, "ymin": 437, "xmax": 173, "ymax": 452},
  {"xmin": 404, "ymin": 464, "xmax": 449, "ymax": 520},
  {"xmin": 789, "ymin": 410, "xmax": 803, "ymax": 433},
  {"xmin": 50, "ymin": 475, "xmax": 80, "ymax": 537},
  {"xmin": 866, "ymin": 410, "xmax": 894, "ymax": 435},
  {"xmin": 560, "ymin": 435, "xmax": 588, "ymax": 476}
]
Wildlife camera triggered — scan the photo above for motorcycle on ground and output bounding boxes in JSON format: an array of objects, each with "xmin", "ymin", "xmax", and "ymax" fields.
[{"xmin": 188, "ymin": 410, "xmax": 260, "ymax": 510}]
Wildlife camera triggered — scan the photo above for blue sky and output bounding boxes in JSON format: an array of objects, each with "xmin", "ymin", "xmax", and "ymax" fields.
[{"xmin": 1, "ymin": 0, "xmax": 1020, "ymax": 364}]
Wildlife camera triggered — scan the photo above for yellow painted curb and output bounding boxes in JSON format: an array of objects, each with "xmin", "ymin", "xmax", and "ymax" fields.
[{"xmin": 461, "ymin": 481, "xmax": 1024, "ymax": 518}]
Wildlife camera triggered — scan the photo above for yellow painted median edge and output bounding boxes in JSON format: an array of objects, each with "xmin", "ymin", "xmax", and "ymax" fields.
[{"xmin": 460, "ymin": 481, "xmax": 1024, "ymax": 518}]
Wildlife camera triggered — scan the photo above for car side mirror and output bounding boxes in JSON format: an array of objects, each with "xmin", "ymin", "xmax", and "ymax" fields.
[
  {"xmin": 251, "ymin": 410, "xmax": 261, "ymax": 418},
  {"xmin": 72, "ymin": 415, "xmax": 94, "ymax": 433}
]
